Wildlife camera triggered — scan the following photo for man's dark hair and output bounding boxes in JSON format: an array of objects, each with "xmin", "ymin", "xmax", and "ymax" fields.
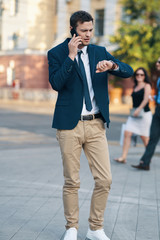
[{"xmin": 70, "ymin": 11, "xmax": 93, "ymax": 29}]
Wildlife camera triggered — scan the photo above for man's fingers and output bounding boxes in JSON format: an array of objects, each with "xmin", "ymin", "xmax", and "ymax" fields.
[
  {"xmin": 96, "ymin": 62, "xmax": 107, "ymax": 73},
  {"xmin": 70, "ymin": 36, "xmax": 82, "ymax": 47},
  {"xmin": 97, "ymin": 61, "xmax": 107, "ymax": 69},
  {"xmin": 96, "ymin": 60, "xmax": 113, "ymax": 73},
  {"xmin": 71, "ymin": 36, "xmax": 82, "ymax": 42},
  {"xmin": 69, "ymin": 36, "xmax": 82, "ymax": 51}
]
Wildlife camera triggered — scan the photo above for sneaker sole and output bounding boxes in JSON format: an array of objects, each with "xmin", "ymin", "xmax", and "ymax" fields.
[{"xmin": 85, "ymin": 236, "xmax": 110, "ymax": 240}]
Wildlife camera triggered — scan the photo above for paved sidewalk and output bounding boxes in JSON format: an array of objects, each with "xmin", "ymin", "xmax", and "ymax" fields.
[
  {"xmin": 0, "ymin": 99, "xmax": 132, "ymax": 115},
  {"xmin": 1, "ymin": 142, "xmax": 160, "ymax": 240},
  {"xmin": 0, "ymin": 101, "xmax": 160, "ymax": 240}
]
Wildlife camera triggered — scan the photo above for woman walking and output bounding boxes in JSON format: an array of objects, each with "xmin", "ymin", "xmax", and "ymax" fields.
[{"xmin": 114, "ymin": 67, "xmax": 152, "ymax": 163}]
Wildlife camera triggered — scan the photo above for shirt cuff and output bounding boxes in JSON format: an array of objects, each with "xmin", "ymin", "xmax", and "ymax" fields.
[{"xmin": 113, "ymin": 66, "xmax": 119, "ymax": 71}]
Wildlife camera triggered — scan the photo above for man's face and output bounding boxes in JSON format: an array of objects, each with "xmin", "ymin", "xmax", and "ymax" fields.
[
  {"xmin": 156, "ymin": 58, "xmax": 160, "ymax": 71},
  {"xmin": 75, "ymin": 21, "xmax": 93, "ymax": 48}
]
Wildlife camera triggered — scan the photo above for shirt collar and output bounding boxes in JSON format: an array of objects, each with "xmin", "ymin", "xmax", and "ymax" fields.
[{"xmin": 78, "ymin": 46, "xmax": 88, "ymax": 55}]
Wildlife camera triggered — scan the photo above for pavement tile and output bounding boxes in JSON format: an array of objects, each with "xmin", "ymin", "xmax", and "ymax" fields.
[
  {"xmin": 136, "ymin": 204, "xmax": 159, "ymax": 240},
  {"xmin": 111, "ymin": 203, "xmax": 138, "ymax": 240},
  {"xmin": 0, "ymin": 105, "xmax": 160, "ymax": 240}
]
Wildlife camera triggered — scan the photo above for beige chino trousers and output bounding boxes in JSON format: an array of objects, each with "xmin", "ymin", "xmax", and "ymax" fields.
[{"xmin": 56, "ymin": 118, "xmax": 112, "ymax": 230}]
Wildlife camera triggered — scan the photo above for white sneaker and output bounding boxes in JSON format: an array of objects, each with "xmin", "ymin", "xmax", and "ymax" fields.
[
  {"xmin": 64, "ymin": 227, "xmax": 77, "ymax": 240},
  {"xmin": 85, "ymin": 228, "xmax": 110, "ymax": 240}
]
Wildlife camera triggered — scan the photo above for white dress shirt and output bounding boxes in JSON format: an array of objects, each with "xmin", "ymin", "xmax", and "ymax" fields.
[{"xmin": 76, "ymin": 46, "xmax": 99, "ymax": 116}]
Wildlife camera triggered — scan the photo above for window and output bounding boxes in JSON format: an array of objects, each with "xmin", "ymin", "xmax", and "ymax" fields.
[
  {"xmin": 10, "ymin": 0, "xmax": 18, "ymax": 16},
  {"xmin": 95, "ymin": 9, "xmax": 104, "ymax": 36}
]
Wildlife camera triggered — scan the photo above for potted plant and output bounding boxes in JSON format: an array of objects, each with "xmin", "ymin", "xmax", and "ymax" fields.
[{"xmin": 108, "ymin": 76, "xmax": 123, "ymax": 104}]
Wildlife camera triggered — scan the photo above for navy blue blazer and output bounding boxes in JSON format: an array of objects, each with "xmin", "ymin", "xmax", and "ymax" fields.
[{"xmin": 48, "ymin": 38, "xmax": 133, "ymax": 130}]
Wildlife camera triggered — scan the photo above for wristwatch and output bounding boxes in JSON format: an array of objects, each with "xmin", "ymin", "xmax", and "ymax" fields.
[{"xmin": 109, "ymin": 60, "xmax": 117, "ymax": 70}]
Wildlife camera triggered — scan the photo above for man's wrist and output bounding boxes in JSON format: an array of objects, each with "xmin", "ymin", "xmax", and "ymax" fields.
[
  {"xmin": 109, "ymin": 60, "xmax": 118, "ymax": 70},
  {"xmin": 68, "ymin": 54, "xmax": 75, "ymax": 61}
]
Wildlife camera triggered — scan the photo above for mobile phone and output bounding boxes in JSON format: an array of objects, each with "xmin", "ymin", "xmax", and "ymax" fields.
[{"xmin": 70, "ymin": 28, "xmax": 78, "ymax": 37}]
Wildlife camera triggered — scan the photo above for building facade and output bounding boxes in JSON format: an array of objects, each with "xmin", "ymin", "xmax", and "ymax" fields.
[{"xmin": 0, "ymin": 0, "xmax": 120, "ymax": 90}]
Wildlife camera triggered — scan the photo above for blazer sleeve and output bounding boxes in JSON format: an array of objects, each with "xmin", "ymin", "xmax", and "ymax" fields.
[
  {"xmin": 105, "ymin": 50, "xmax": 134, "ymax": 78},
  {"xmin": 47, "ymin": 50, "xmax": 74, "ymax": 91}
]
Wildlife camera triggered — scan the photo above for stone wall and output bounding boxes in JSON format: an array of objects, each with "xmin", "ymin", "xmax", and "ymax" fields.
[
  {"xmin": 0, "ymin": 88, "xmax": 57, "ymax": 102},
  {"xmin": 0, "ymin": 54, "xmax": 49, "ymax": 89}
]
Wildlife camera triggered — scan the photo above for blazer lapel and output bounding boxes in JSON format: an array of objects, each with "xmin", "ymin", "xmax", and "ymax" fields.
[
  {"xmin": 87, "ymin": 45, "xmax": 96, "ymax": 79},
  {"xmin": 63, "ymin": 38, "xmax": 70, "ymax": 56}
]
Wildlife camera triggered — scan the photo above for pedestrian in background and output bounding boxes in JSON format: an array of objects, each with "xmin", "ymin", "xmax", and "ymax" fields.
[
  {"xmin": 132, "ymin": 58, "xmax": 160, "ymax": 170},
  {"xmin": 48, "ymin": 10, "xmax": 133, "ymax": 240},
  {"xmin": 114, "ymin": 67, "xmax": 152, "ymax": 163}
]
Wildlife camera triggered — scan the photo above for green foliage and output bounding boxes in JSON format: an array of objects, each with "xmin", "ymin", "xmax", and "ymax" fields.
[
  {"xmin": 121, "ymin": 0, "xmax": 160, "ymax": 22},
  {"xmin": 110, "ymin": 0, "xmax": 160, "ymax": 72}
]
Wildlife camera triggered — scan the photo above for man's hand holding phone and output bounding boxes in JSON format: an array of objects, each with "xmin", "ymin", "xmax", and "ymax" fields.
[
  {"xmin": 70, "ymin": 28, "xmax": 78, "ymax": 37},
  {"xmin": 68, "ymin": 29, "xmax": 82, "ymax": 61}
]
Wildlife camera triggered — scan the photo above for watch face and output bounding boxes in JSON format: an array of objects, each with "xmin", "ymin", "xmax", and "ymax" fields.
[{"xmin": 110, "ymin": 61, "xmax": 115, "ymax": 70}]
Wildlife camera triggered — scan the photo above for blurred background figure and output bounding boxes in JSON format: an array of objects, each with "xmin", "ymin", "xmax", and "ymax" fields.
[
  {"xmin": 114, "ymin": 67, "xmax": 152, "ymax": 163},
  {"xmin": 12, "ymin": 79, "xmax": 20, "ymax": 99},
  {"xmin": 132, "ymin": 58, "xmax": 160, "ymax": 170}
]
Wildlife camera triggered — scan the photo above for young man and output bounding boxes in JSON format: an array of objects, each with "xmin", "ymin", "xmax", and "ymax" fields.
[
  {"xmin": 48, "ymin": 11, "xmax": 133, "ymax": 240},
  {"xmin": 132, "ymin": 57, "xmax": 160, "ymax": 171}
]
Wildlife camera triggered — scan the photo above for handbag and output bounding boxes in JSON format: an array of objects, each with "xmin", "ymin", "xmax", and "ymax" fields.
[
  {"xmin": 130, "ymin": 107, "xmax": 144, "ymax": 118},
  {"xmin": 119, "ymin": 123, "xmax": 126, "ymax": 146}
]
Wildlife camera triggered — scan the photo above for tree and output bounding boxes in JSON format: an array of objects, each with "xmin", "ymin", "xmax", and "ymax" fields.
[{"xmin": 110, "ymin": 0, "xmax": 160, "ymax": 73}]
